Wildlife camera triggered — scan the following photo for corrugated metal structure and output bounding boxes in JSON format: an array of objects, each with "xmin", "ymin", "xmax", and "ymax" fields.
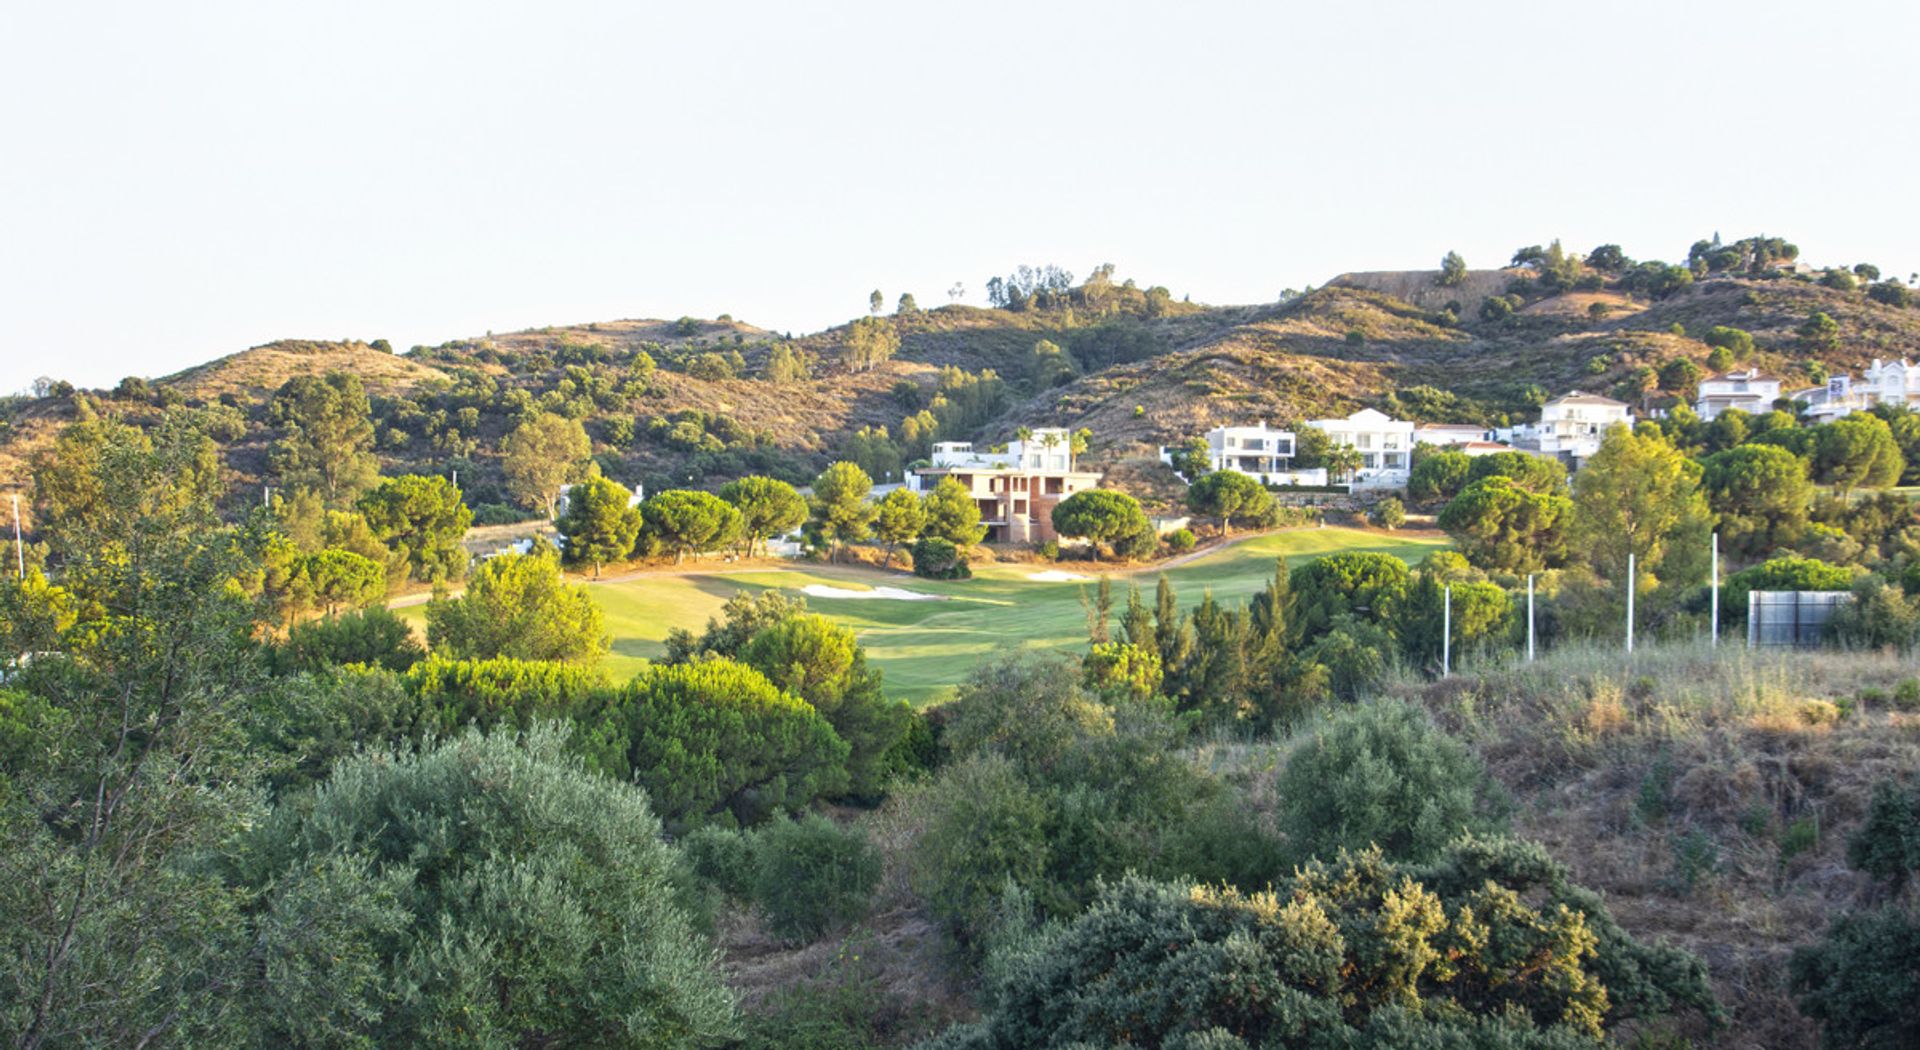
[{"xmin": 1746, "ymin": 590, "xmax": 1853, "ymax": 648}]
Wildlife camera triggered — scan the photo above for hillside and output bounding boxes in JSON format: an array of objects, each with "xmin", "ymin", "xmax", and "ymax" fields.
[{"xmin": 7, "ymin": 241, "xmax": 1920, "ymax": 513}]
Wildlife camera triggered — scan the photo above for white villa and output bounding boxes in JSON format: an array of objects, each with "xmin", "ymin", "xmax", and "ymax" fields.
[
  {"xmin": 1306, "ymin": 408, "xmax": 1416, "ymax": 487},
  {"xmin": 1694, "ymin": 369, "xmax": 1782, "ymax": 421},
  {"xmin": 1411, "ymin": 423, "xmax": 1508, "ymax": 456},
  {"xmin": 1158, "ymin": 422, "xmax": 1328, "ymax": 485},
  {"xmin": 1790, "ymin": 359, "xmax": 1920, "ymax": 422},
  {"xmin": 910, "ymin": 427, "xmax": 1102, "ymax": 543},
  {"xmin": 1502, "ymin": 391, "xmax": 1630, "ymax": 466}
]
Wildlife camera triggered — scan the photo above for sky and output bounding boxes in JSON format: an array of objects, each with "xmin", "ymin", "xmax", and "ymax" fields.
[{"xmin": 3, "ymin": 0, "xmax": 1917, "ymax": 393}]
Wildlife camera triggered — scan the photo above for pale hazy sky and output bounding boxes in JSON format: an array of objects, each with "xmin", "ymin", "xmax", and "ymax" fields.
[{"xmin": 4, "ymin": 0, "xmax": 1916, "ymax": 393}]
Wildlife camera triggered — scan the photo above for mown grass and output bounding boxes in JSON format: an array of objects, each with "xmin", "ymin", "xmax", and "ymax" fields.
[{"xmin": 399, "ymin": 526, "xmax": 1449, "ymax": 704}]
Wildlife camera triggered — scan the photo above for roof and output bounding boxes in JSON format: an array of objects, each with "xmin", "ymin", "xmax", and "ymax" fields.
[
  {"xmin": 1545, "ymin": 391, "xmax": 1628, "ymax": 408},
  {"xmin": 1700, "ymin": 369, "xmax": 1778, "ymax": 384}
]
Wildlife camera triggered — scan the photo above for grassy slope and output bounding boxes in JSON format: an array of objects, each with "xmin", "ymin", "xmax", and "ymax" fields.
[
  {"xmin": 542, "ymin": 526, "xmax": 1446, "ymax": 702},
  {"xmin": 1390, "ymin": 644, "xmax": 1920, "ymax": 1048}
]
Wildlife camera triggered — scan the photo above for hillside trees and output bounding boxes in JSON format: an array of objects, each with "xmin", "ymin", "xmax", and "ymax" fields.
[
  {"xmin": 235, "ymin": 726, "xmax": 736, "ymax": 1046},
  {"xmin": 1051, "ymin": 489, "xmax": 1153, "ymax": 560},
  {"xmin": 502, "ymin": 411, "xmax": 592, "ymax": 519},
  {"xmin": 843, "ymin": 316, "xmax": 899, "ymax": 372},
  {"xmin": 556, "ymin": 475, "xmax": 643, "ymax": 576},
  {"xmin": 269, "ymin": 371, "xmax": 380, "ymax": 506},
  {"xmin": 1185, "ymin": 469, "xmax": 1274, "ymax": 534},
  {"xmin": 641, "ymin": 489, "xmax": 740, "ymax": 563},
  {"xmin": 719, "ymin": 475, "xmax": 808, "ymax": 556},
  {"xmin": 356, "ymin": 474, "xmax": 473, "ymax": 583},
  {"xmin": 424, "ymin": 547, "xmax": 607, "ymax": 662},
  {"xmin": 1438, "ymin": 249, "xmax": 1468, "ymax": 286}
]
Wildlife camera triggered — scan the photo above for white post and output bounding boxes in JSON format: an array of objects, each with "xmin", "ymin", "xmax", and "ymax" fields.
[
  {"xmin": 262, "ymin": 484, "xmax": 270, "ymax": 508},
  {"xmin": 452, "ymin": 469, "xmax": 458, "ymax": 489},
  {"xmin": 1442, "ymin": 584, "xmax": 1451, "ymax": 678},
  {"xmin": 1625, "ymin": 552, "xmax": 1635, "ymax": 655},
  {"xmin": 1747, "ymin": 589, "xmax": 1757, "ymax": 649},
  {"xmin": 1526, "ymin": 573, "xmax": 1535, "ymax": 662},
  {"xmin": 1710, "ymin": 532, "xmax": 1719, "ymax": 648},
  {"xmin": 11, "ymin": 494, "xmax": 21, "ymax": 580}
]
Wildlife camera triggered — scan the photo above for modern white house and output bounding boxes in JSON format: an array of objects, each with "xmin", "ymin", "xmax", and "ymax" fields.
[
  {"xmin": 1157, "ymin": 422, "xmax": 1328, "ymax": 485},
  {"xmin": 1411, "ymin": 423, "xmax": 1508, "ymax": 455},
  {"xmin": 1502, "ymin": 391, "xmax": 1630, "ymax": 466},
  {"xmin": 1305, "ymin": 408, "xmax": 1416, "ymax": 487},
  {"xmin": 1790, "ymin": 359, "xmax": 1920, "ymax": 421},
  {"xmin": 911, "ymin": 427, "xmax": 1102, "ymax": 543},
  {"xmin": 1694, "ymin": 369, "xmax": 1782, "ymax": 420}
]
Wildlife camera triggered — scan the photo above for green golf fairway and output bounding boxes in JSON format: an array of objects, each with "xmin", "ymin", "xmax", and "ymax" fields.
[{"xmin": 401, "ymin": 526, "xmax": 1448, "ymax": 705}]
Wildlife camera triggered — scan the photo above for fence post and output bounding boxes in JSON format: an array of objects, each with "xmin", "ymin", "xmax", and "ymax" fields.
[
  {"xmin": 1710, "ymin": 532, "xmax": 1719, "ymax": 648},
  {"xmin": 1625, "ymin": 553, "xmax": 1635, "ymax": 655},
  {"xmin": 1526, "ymin": 573, "xmax": 1535, "ymax": 662},
  {"xmin": 1747, "ymin": 589, "xmax": 1756, "ymax": 649},
  {"xmin": 1442, "ymin": 584, "xmax": 1451, "ymax": 678}
]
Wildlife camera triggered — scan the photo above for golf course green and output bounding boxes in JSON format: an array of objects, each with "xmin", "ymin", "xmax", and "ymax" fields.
[{"xmin": 499, "ymin": 526, "xmax": 1449, "ymax": 704}]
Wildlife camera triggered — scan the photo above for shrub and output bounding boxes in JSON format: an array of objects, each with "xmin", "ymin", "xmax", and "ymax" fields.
[
  {"xmin": 1368, "ymin": 496, "xmax": 1406, "ymax": 530},
  {"xmin": 1897, "ymin": 677, "xmax": 1920, "ymax": 710},
  {"xmin": 237, "ymin": 726, "xmax": 736, "ymax": 1046},
  {"xmin": 612, "ymin": 659, "xmax": 852, "ymax": 830},
  {"xmin": 1034, "ymin": 539, "xmax": 1060, "ymax": 562},
  {"xmin": 276, "ymin": 606, "xmax": 423, "ymax": 674},
  {"xmin": 932, "ymin": 839, "xmax": 1719, "ymax": 1049},
  {"xmin": 910, "ymin": 536, "xmax": 970, "ymax": 579},
  {"xmin": 1274, "ymin": 699, "xmax": 1503, "ymax": 864},
  {"xmin": 469, "ymin": 502, "xmax": 529, "ymax": 526},
  {"xmin": 1847, "ymin": 780, "xmax": 1919, "ymax": 891},
  {"xmin": 1164, "ymin": 527, "xmax": 1196, "ymax": 553},
  {"xmin": 911, "ymin": 754, "xmax": 1050, "ymax": 939},
  {"xmin": 749, "ymin": 814, "xmax": 882, "ymax": 944},
  {"xmin": 681, "ymin": 824, "xmax": 757, "ymax": 900},
  {"xmin": 1790, "ymin": 907, "xmax": 1920, "ymax": 1049}
]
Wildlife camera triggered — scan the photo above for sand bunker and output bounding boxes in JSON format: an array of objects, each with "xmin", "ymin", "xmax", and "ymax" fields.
[
  {"xmin": 800, "ymin": 584, "xmax": 944, "ymax": 601},
  {"xmin": 1026, "ymin": 569, "xmax": 1090, "ymax": 582}
]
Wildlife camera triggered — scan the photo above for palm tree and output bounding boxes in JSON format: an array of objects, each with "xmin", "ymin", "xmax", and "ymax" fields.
[
  {"xmin": 1326, "ymin": 445, "xmax": 1365, "ymax": 485},
  {"xmin": 1069, "ymin": 428, "xmax": 1091, "ymax": 470}
]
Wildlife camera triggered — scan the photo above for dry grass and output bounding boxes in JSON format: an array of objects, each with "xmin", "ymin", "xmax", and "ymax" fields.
[
  {"xmin": 160, "ymin": 339, "xmax": 449, "ymax": 401},
  {"xmin": 1388, "ymin": 643, "xmax": 1920, "ymax": 1049}
]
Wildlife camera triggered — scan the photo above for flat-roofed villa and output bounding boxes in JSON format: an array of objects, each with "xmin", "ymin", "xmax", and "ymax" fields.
[{"xmin": 910, "ymin": 427, "xmax": 1102, "ymax": 543}]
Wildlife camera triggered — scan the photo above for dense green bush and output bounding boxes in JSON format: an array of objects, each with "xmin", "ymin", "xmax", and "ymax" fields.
[
  {"xmin": 614, "ymin": 660, "xmax": 850, "ymax": 829},
  {"xmin": 750, "ymin": 814, "xmax": 882, "ymax": 943},
  {"xmin": 1275, "ymin": 699, "xmax": 1504, "ymax": 863},
  {"xmin": 929, "ymin": 838, "xmax": 1718, "ymax": 1049},
  {"xmin": 1164, "ymin": 527, "xmax": 1196, "ymax": 553},
  {"xmin": 235, "ymin": 726, "xmax": 736, "ymax": 1046},
  {"xmin": 681, "ymin": 824, "xmax": 758, "ymax": 900},
  {"xmin": 738, "ymin": 613, "xmax": 912, "ymax": 797},
  {"xmin": 910, "ymin": 535, "xmax": 970, "ymax": 579},
  {"xmin": 1290, "ymin": 550, "xmax": 1411, "ymax": 635},
  {"xmin": 276, "ymin": 606, "xmax": 423, "ymax": 674},
  {"xmin": 1790, "ymin": 907, "xmax": 1920, "ymax": 1049}
]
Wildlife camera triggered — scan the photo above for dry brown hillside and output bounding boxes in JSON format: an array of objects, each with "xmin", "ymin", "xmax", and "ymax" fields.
[{"xmin": 162, "ymin": 340, "xmax": 449, "ymax": 401}]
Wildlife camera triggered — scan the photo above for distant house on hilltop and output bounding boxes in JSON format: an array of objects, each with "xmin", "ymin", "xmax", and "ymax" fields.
[
  {"xmin": 910, "ymin": 427, "xmax": 1101, "ymax": 543},
  {"xmin": 1502, "ymin": 391, "xmax": 1629, "ymax": 467},
  {"xmin": 1305, "ymin": 408, "xmax": 1415, "ymax": 487},
  {"xmin": 1694, "ymin": 369, "xmax": 1781, "ymax": 421},
  {"xmin": 1790, "ymin": 359, "xmax": 1920, "ymax": 421}
]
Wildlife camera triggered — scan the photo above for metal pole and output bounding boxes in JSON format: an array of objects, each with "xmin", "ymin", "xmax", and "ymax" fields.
[
  {"xmin": 1710, "ymin": 532, "xmax": 1719, "ymax": 648},
  {"xmin": 1442, "ymin": 584, "xmax": 1451, "ymax": 678},
  {"xmin": 11, "ymin": 494, "xmax": 21, "ymax": 580},
  {"xmin": 1625, "ymin": 552, "xmax": 1635, "ymax": 655},
  {"xmin": 1526, "ymin": 573, "xmax": 1535, "ymax": 662},
  {"xmin": 1747, "ymin": 589, "xmax": 1756, "ymax": 649}
]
